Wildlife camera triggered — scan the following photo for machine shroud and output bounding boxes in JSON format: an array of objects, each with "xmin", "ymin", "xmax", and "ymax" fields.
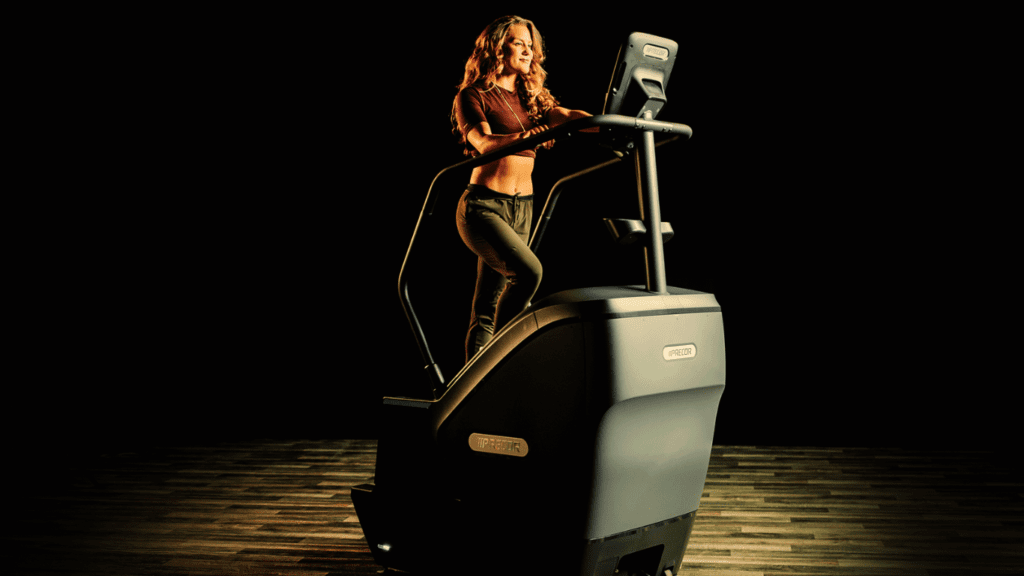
[{"xmin": 353, "ymin": 286, "xmax": 725, "ymax": 575}]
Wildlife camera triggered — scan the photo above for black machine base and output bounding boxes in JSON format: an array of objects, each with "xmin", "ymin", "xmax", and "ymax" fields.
[
  {"xmin": 581, "ymin": 512, "xmax": 695, "ymax": 576},
  {"xmin": 352, "ymin": 481, "xmax": 695, "ymax": 576}
]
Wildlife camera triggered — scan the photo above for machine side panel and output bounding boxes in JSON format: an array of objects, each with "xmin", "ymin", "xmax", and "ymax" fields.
[
  {"xmin": 435, "ymin": 322, "xmax": 593, "ymax": 537},
  {"xmin": 586, "ymin": 384, "xmax": 725, "ymax": 539},
  {"xmin": 583, "ymin": 310, "xmax": 726, "ymax": 539}
]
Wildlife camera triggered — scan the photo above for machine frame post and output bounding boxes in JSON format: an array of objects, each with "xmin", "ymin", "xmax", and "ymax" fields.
[{"xmin": 636, "ymin": 110, "xmax": 668, "ymax": 294}]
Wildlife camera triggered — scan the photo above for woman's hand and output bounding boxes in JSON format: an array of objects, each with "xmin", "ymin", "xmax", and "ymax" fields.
[{"xmin": 521, "ymin": 124, "xmax": 554, "ymax": 150}]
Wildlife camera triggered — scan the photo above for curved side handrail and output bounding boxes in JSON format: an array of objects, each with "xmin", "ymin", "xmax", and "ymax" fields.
[{"xmin": 398, "ymin": 115, "xmax": 692, "ymax": 395}]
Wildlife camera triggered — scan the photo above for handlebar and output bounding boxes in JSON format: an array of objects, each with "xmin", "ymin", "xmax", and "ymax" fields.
[{"xmin": 428, "ymin": 115, "xmax": 691, "ymax": 183}]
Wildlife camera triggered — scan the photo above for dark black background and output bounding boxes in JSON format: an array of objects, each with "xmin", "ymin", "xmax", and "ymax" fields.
[{"xmin": 17, "ymin": 6, "xmax": 1014, "ymax": 460}]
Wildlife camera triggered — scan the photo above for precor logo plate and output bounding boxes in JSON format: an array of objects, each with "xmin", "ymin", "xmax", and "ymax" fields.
[
  {"xmin": 469, "ymin": 433, "xmax": 529, "ymax": 457},
  {"xmin": 663, "ymin": 343, "xmax": 697, "ymax": 361},
  {"xmin": 643, "ymin": 44, "xmax": 670, "ymax": 60}
]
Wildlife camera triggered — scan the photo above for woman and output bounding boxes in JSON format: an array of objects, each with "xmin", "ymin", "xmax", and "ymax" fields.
[{"xmin": 452, "ymin": 15, "xmax": 593, "ymax": 363}]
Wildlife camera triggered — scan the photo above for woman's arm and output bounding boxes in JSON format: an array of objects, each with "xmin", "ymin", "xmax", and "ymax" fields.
[
  {"xmin": 466, "ymin": 122, "xmax": 550, "ymax": 155},
  {"xmin": 547, "ymin": 107, "xmax": 599, "ymax": 132}
]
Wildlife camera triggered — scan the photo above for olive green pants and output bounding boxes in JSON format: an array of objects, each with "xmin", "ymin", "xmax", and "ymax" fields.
[{"xmin": 455, "ymin": 184, "xmax": 542, "ymax": 362}]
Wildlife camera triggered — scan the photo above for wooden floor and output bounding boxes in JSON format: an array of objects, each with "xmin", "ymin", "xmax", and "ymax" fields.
[{"xmin": 7, "ymin": 440, "xmax": 1022, "ymax": 575}]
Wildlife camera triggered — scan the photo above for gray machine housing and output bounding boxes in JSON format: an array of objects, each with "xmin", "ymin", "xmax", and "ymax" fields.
[{"xmin": 353, "ymin": 285, "xmax": 724, "ymax": 575}]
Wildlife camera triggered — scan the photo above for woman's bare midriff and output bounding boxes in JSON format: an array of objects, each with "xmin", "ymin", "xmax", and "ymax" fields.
[{"xmin": 469, "ymin": 155, "xmax": 535, "ymax": 196}]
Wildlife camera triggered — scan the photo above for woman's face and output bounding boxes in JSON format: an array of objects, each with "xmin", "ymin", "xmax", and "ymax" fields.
[{"xmin": 502, "ymin": 24, "xmax": 533, "ymax": 76}]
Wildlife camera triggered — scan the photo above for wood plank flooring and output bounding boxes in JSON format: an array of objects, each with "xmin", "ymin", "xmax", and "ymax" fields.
[
  {"xmin": 688, "ymin": 446, "xmax": 1023, "ymax": 575},
  {"xmin": 6, "ymin": 441, "xmax": 1022, "ymax": 575}
]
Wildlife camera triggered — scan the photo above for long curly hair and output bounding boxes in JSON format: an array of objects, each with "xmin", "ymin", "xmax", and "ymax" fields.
[{"xmin": 451, "ymin": 15, "xmax": 559, "ymax": 152}]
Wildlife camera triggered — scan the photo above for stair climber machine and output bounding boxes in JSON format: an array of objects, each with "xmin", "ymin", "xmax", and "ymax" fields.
[{"xmin": 352, "ymin": 33, "xmax": 725, "ymax": 576}]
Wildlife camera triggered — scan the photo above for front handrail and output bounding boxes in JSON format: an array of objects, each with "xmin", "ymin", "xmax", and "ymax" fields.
[{"xmin": 399, "ymin": 114, "xmax": 692, "ymax": 395}]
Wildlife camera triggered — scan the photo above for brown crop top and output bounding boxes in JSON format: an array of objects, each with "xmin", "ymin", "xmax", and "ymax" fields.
[{"xmin": 454, "ymin": 84, "xmax": 538, "ymax": 159}]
